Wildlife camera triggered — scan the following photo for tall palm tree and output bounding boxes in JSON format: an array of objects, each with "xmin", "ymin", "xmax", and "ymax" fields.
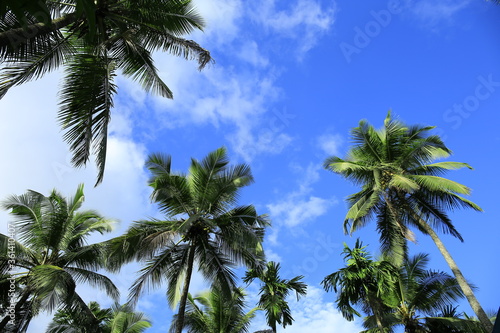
[
  {"xmin": 321, "ymin": 240, "xmax": 397, "ymax": 332},
  {"xmin": 0, "ymin": 0, "xmax": 212, "ymax": 184},
  {"xmin": 106, "ymin": 147, "xmax": 268, "ymax": 333},
  {"xmin": 169, "ymin": 287, "xmax": 258, "ymax": 333},
  {"xmin": 243, "ymin": 261, "xmax": 307, "ymax": 332},
  {"xmin": 362, "ymin": 253, "xmax": 466, "ymax": 333},
  {"xmin": 323, "ymin": 112, "xmax": 491, "ymax": 331},
  {"xmin": 46, "ymin": 301, "xmax": 152, "ymax": 333},
  {"xmin": 0, "ymin": 184, "xmax": 119, "ymax": 332}
]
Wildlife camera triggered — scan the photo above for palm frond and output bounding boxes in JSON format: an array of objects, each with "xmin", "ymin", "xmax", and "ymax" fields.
[{"xmin": 58, "ymin": 50, "xmax": 117, "ymax": 185}]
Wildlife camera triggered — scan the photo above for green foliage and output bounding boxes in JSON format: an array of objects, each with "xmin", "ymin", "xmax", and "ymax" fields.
[
  {"xmin": 323, "ymin": 111, "xmax": 481, "ymax": 264},
  {"xmin": 244, "ymin": 261, "xmax": 307, "ymax": 332},
  {"xmin": 0, "ymin": 185, "xmax": 118, "ymax": 332}
]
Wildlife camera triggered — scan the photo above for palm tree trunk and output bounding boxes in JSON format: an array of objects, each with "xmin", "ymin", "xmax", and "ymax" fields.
[
  {"xmin": 367, "ymin": 295, "xmax": 385, "ymax": 332},
  {"xmin": 0, "ymin": 13, "xmax": 77, "ymax": 49},
  {"xmin": 419, "ymin": 222, "xmax": 493, "ymax": 333},
  {"xmin": 174, "ymin": 244, "xmax": 196, "ymax": 333}
]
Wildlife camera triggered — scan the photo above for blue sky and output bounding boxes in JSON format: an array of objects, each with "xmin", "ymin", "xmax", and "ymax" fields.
[{"xmin": 1, "ymin": 0, "xmax": 499, "ymax": 332}]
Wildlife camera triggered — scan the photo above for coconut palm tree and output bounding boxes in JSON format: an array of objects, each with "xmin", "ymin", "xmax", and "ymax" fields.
[
  {"xmin": 362, "ymin": 253, "xmax": 466, "ymax": 333},
  {"xmin": 106, "ymin": 147, "xmax": 268, "ymax": 333},
  {"xmin": 323, "ymin": 112, "xmax": 491, "ymax": 331},
  {"xmin": 46, "ymin": 301, "xmax": 152, "ymax": 333},
  {"xmin": 0, "ymin": 0, "xmax": 212, "ymax": 184},
  {"xmin": 0, "ymin": 184, "xmax": 119, "ymax": 332},
  {"xmin": 169, "ymin": 287, "xmax": 258, "ymax": 333},
  {"xmin": 321, "ymin": 240, "xmax": 397, "ymax": 332},
  {"xmin": 243, "ymin": 261, "xmax": 307, "ymax": 332}
]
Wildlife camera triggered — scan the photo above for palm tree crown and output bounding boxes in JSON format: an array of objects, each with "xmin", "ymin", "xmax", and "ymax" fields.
[
  {"xmin": 323, "ymin": 111, "xmax": 491, "ymax": 331},
  {"xmin": 0, "ymin": 0, "xmax": 212, "ymax": 184},
  {"xmin": 0, "ymin": 184, "xmax": 119, "ymax": 332},
  {"xmin": 107, "ymin": 147, "xmax": 268, "ymax": 333},
  {"xmin": 324, "ymin": 111, "xmax": 481, "ymax": 262}
]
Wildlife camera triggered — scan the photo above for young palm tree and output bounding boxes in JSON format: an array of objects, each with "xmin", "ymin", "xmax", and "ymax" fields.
[
  {"xmin": 0, "ymin": 184, "xmax": 119, "ymax": 332},
  {"xmin": 169, "ymin": 287, "xmax": 258, "ymax": 333},
  {"xmin": 323, "ymin": 112, "xmax": 491, "ymax": 331},
  {"xmin": 106, "ymin": 147, "xmax": 268, "ymax": 333},
  {"xmin": 46, "ymin": 301, "xmax": 152, "ymax": 333},
  {"xmin": 0, "ymin": 0, "xmax": 212, "ymax": 184},
  {"xmin": 321, "ymin": 240, "xmax": 397, "ymax": 332},
  {"xmin": 362, "ymin": 253, "xmax": 466, "ymax": 333},
  {"xmin": 243, "ymin": 261, "xmax": 307, "ymax": 333}
]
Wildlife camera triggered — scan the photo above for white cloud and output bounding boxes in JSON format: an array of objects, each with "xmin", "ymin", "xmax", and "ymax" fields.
[
  {"xmin": 266, "ymin": 163, "xmax": 336, "ymax": 228},
  {"xmin": 283, "ymin": 286, "xmax": 364, "ymax": 332},
  {"xmin": 249, "ymin": 286, "xmax": 364, "ymax": 333},
  {"xmin": 237, "ymin": 41, "xmax": 269, "ymax": 68},
  {"xmin": 115, "ymin": 0, "xmax": 333, "ymax": 163},
  {"xmin": 192, "ymin": 0, "xmax": 243, "ymax": 46},
  {"xmin": 268, "ymin": 195, "xmax": 331, "ymax": 227},
  {"xmin": 147, "ymin": 54, "xmax": 294, "ymax": 161},
  {"xmin": 265, "ymin": 248, "xmax": 283, "ymax": 263},
  {"xmin": 250, "ymin": 0, "xmax": 335, "ymax": 58},
  {"xmin": 405, "ymin": 0, "xmax": 472, "ymax": 27},
  {"xmin": 317, "ymin": 133, "xmax": 343, "ymax": 156}
]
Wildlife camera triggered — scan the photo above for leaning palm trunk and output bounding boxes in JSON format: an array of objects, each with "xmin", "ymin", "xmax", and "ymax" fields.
[{"xmin": 418, "ymin": 220, "xmax": 493, "ymax": 332}]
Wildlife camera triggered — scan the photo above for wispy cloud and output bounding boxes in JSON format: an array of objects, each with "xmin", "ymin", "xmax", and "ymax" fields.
[
  {"xmin": 267, "ymin": 163, "xmax": 337, "ymax": 229},
  {"xmin": 404, "ymin": 0, "xmax": 472, "ymax": 27},
  {"xmin": 124, "ymin": 0, "xmax": 335, "ymax": 162},
  {"xmin": 317, "ymin": 132, "xmax": 344, "ymax": 156},
  {"xmin": 249, "ymin": 0, "xmax": 336, "ymax": 58},
  {"xmin": 269, "ymin": 195, "xmax": 331, "ymax": 227}
]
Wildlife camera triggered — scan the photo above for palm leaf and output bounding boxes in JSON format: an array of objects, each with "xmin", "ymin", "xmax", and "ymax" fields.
[{"xmin": 59, "ymin": 50, "xmax": 117, "ymax": 185}]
